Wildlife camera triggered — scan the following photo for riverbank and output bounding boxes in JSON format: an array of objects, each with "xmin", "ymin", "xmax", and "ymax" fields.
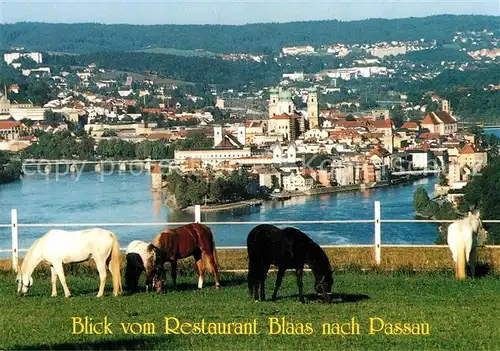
[{"xmin": 183, "ymin": 199, "xmax": 264, "ymax": 213}]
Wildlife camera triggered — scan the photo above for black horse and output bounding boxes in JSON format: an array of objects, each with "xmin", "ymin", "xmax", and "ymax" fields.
[{"xmin": 247, "ymin": 224, "xmax": 333, "ymax": 303}]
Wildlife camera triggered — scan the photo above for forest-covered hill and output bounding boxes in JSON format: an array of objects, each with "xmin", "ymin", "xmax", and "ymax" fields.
[{"xmin": 1, "ymin": 15, "xmax": 498, "ymax": 53}]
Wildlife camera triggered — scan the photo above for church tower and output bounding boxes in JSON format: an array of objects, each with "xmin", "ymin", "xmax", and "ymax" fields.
[
  {"xmin": 442, "ymin": 100, "xmax": 450, "ymax": 114},
  {"xmin": 268, "ymin": 88, "xmax": 279, "ymax": 119},
  {"xmin": 307, "ymin": 87, "xmax": 319, "ymax": 129}
]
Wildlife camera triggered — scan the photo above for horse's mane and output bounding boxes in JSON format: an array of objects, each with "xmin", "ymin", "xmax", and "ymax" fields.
[
  {"xmin": 152, "ymin": 229, "xmax": 179, "ymax": 261},
  {"xmin": 283, "ymin": 227, "xmax": 332, "ymax": 280},
  {"xmin": 305, "ymin": 240, "xmax": 333, "ymax": 280},
  {"xmin": 21, "ymin": 237, "xmax": 41, "ymax": 273}
]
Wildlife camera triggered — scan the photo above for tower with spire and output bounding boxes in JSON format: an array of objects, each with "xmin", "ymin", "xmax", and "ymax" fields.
[{"xmin": 307, "ymin": 87, "xmax": 319, "ymax": 129}]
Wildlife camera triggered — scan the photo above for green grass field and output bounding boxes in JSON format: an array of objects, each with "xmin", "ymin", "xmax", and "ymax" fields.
[{"xmin": 1, "ymin": 268, "xmax": 499, "ymax": 350}]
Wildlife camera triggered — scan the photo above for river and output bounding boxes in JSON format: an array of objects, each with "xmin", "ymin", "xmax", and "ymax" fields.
[
  {"xmin": 3, "ymin": 129, "xmax": 499, "ymax": 253},
  {"xmin": 0, "ymin": 171, "xmax": 439, "ymax": 252}
]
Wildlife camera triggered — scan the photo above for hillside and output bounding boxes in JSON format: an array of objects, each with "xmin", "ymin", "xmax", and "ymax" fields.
[{"xmin": 1, "ymin": 15, "xmax": 499, "ymax": 54}]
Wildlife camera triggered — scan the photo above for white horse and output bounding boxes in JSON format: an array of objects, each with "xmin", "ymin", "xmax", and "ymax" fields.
[
  {"xmin": 16, "ymin": 228, "xmax": 123, "ymax": 297},
  {"xmin": 125, "ymin": 240, "xmax": 163, "ymax": 293},
  {"xmin": 447, "ymin": 211, "xmax": 483, "ymax": 280}
]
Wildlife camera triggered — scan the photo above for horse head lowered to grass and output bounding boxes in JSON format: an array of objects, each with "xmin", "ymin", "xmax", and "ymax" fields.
[
  {"xmin": 125, "ymin": 240, "xmax": 164, "ymax": 293},
  {"xmin": 16, "ymin": 228, "xmax": 122, "ymax": 297},
  {"xmin": 247, "ymin": 224, "xmax": 333, "ymax": 303},
  {"xmin": 151, "ymin": 223, "xmax": 221, "ymax": 292},
  {"xmin": 447, "ymin": 211, "xmax": 484, "ymax": 279}
]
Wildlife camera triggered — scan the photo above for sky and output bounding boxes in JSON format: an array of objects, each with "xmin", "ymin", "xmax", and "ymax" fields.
[{"xmin": 1, "ymin": 0, "xmax": 499, "ymax": 25}]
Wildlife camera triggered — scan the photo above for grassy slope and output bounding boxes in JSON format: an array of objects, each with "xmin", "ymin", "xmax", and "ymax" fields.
[{"xmin": 1, "ymin": 269, "xmax": 499, "ymax": 350}]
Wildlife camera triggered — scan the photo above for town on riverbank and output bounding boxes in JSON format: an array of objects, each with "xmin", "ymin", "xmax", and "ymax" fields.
[{"xmin": 0, "ymin": 18, "xmax": 498, "ymax": 240}]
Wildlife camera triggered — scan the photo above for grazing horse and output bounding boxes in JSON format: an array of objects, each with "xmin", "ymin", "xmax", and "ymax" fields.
[
  {"xmin": 125, "ymin": 240, "xmax": 164, "ymax": 293},
  {"xmin": 16, "ymin": 228, "xmax": 122, "ymax": 297},
  {"xmin": 247, "ymin": 224, "xmax": 333, "ymax": 303},
  {"xmin": 447, "ymin": 211, "xmax": 483, "ymax": 279},
  {"xmin": 152, "ymin": 223, "xmax": 221, "ymax": 291}
]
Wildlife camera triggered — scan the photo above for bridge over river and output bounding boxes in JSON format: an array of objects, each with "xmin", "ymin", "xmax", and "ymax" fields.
[{"xmin": 21, "ymin": 159, "xmax": 169, "ymax": 174}]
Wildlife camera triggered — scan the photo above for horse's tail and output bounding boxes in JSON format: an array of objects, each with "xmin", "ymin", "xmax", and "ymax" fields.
[
  {"xmin": 195, "ymin": 224, "xmax": 218, "ymax": 263},
  {"xmin": 109, "ymin": 232, "xmax": 123, "ymax": 295},
  {"xmin": 246, "ymin": 231, "xmax": 259, "ymax": 296},
  {"xmin": 211, "ymin": 236, "xmax": 220, "ymax": 267},
  {"xmin": 247, "ymin": 254, "xmax": 259, "ymax": 296},
  {"xmin": 456, "ymin": 238, "xmax": 467, "ymax": 280}
]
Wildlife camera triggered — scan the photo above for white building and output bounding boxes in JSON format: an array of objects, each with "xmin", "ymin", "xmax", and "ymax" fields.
[
  {"xmin": 370, "ymin": 46, "xmax": 407, "ymax": 58},
  {"xmin": 4, "ymin": 52, "xmax": 43, "ymax": 65},
  {"xmin": 406, "ymin": 150, "xmax": 429, "ymax": 169},
  {"xmin": 9, "ymin": 105, "xmax": 47, "ymax": 121},
  {"xmin": 272, "ymin": 141, "xmax": 297, "ymax": 164},
  {"xmin": 213, "ymin": 124, "xmax": 246, "ymax": 147},
  {"xmin": 333, "ymin": 163, "xmax": 362, "ymax": 186},
  {"xmin": 282, "ymin": 172, "xmax": 315, "ymax": 191},
  {"xmin": 304, "ymin": 127, "xmax": 329, "ymax": 141},
  {"xmin": 322, "ymin": 66, "xmax": 387, "ymax": 80},
  {"xmin": 282, "ymin": 72, "xmax": 305, "ymax": 81},
  {"xmin": 282, "ymin": 46, "xmax": 315, "ymax": 55},
  {"xmin": 22, "ymin": 67, "xmax": 51, "ymax": 77},
  {"xmin": 175, "ymin": 148, "xmax": 252, "ymax": 168}
]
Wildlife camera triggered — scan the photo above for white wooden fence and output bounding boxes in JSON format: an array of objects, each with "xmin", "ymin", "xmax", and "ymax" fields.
[{"xmin": 3, "ymin": 201, "xmax": 500, "ymax": 272}]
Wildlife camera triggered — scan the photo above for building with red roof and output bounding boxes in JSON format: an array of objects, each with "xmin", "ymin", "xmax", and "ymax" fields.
[
  {"xmin": 447, "ymin": 143, "xmax": 487, "ymax": 186},
  {"xmin": 421, "ymin": 111, "xmax": 457, "ymax": 135}
]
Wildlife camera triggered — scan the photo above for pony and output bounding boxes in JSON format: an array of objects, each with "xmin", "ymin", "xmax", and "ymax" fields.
[
  {"xmin": 125, "ymin": 240, "xmax": 164, "ymax": 293},
  {"xmin": 151, "ymin": 223, "xmax": 221, "ymax": 292},
  {"xmin": 247, "ymin": 224, "xmax": 333, "ymax": 303},
  {"xmin": 16, "ymin": 228, "xmax": 122, "ymax": 297},
  {"xmin": 447, "ymin": 211, "xmax": 483, "ymax": 280}
]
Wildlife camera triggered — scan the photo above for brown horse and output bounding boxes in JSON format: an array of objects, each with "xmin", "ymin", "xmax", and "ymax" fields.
[{"xmin": 152, "ymin": 223, "xmax": 221, "ymax": 291}]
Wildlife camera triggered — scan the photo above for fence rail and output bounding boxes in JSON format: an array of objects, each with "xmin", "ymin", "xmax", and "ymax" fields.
[{"xmin": 2, "ymin": 202, "xmax": 498, "ymax": 271}]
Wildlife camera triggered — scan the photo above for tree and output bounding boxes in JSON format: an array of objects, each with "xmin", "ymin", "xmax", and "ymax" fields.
[
  {"xmin": 439, "ymin": 172, "xmax": 448, "ymax": 186},
  {"xmin": 178, "ymin": 131, "xmax": 212, "ymax": 150},
  {"xmin": 102, "ymin": 129, "xmax": 117, "ymax": 137},
  {"xmin": 413, "ymin": 186, "xmax": 430, "ymax": 214},
  {"xmin": 468, "ymin": 126, "xmax": 484, "ymax": 144},
  {"xmin": 20, "ymin": 118, "xmax": 34, "ymax": 128},
  {"xmin": 210, "ymin": 177, "xmax": 227, "ymax": 202},
  {"xmin": 345, "ymin": 115, "xmax": 356, "ymax": 121},
  {"xmin": 389, "ymin": 105, "xmax": 404, "ymax": 128},
  {"xmin": 0, "ymin": 150, "xmax": 10, "ymax": 165},
  {"xmin": 14, "ymin": 57, "xmax": 38, "ymax": 69},
  {"xmin": 460, "ymin": 157, "xmax": 500, "ymax": 244},
  {"xmin": 488, "ymin": 134, "xmax": 498, "ymax": 158},
  {"xmin": 44, "ymin": 110, "xmax": 65, "ymax": 124}
]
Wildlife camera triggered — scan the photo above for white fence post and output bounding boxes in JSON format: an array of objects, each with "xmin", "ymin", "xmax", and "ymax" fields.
[
  {"xmin": 374, "ymin": 201, "xmax": 381, "ymax": 265},
  {"xmin": 11, "ymin": 209, "xmax": 19, "ymax": 272},
  {"xmin": 194, "ymin": 205, "xmax": 201, "ymax": 223}
]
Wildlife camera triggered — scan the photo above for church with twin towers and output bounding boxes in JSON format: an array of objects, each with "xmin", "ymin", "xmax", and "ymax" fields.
[{"xmin": 267, "ymin": 87, "xmax": 319, "ymax": 142}]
